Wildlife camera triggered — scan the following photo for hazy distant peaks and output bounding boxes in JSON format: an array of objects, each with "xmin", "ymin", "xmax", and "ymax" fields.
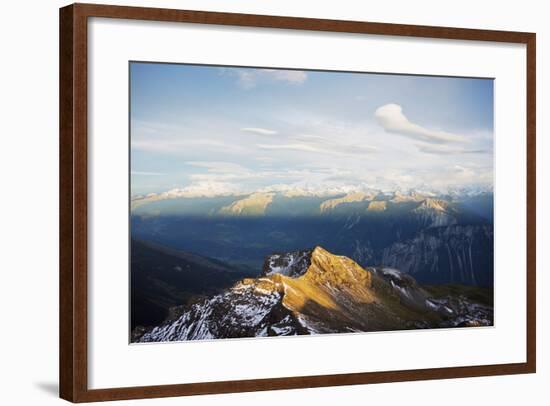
[
  {"xmin": 391, "ymin": 190, "xmax": 429, "ymax": 203},
  {"xmin": 131, "ymin": 184, "xmax": 493, "ymax": 214}
]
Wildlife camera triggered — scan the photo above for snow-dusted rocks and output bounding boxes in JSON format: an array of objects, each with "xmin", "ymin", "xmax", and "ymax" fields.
[
  {"xmin": 138, "ymin": 278, "xmax": 300, "ymax": 342},
  {"xmin": 262, "ymin": 249, "xmax": 313, "ymax": 277}
]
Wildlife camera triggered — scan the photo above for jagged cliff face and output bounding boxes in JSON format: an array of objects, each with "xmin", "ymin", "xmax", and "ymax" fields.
[
  {"xmin": 137, "ymin": 247, "xmax": 492, "ymax": 342},
  {"xmin": 381, "ymin": 225, "xmax": 494, "ymax": 286},
  {"xmin": 329, "ymin": 199, "xmax": 492, "ymax": 286}
]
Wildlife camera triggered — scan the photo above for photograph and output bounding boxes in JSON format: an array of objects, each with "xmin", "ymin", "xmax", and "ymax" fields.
[
  {"xmin": 129, "ymin": 63, "xmax": 495, "ymax": 343},
  {"xmin": 1, "ymin": 0, "xmax": 542, "ymax": 403}
]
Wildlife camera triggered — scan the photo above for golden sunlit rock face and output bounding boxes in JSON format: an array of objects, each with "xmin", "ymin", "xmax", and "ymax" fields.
[
  {"xmin": 236, "ymin": 247, "xmax": 421, "ymax": 334},
  {"xmin": 284, "ymin": 247, "xmax": 374, "ymax": 310}
]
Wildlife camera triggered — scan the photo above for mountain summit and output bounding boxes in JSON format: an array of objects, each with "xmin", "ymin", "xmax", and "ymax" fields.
[{"xmin": 136, "ymin": 247, "xmax": 492, "ymax": 342}]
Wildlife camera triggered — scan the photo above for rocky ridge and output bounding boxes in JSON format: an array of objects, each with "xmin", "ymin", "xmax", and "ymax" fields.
[{"xmin": 136, "ymin": 247, "xmax": 492, "ymax": 342}]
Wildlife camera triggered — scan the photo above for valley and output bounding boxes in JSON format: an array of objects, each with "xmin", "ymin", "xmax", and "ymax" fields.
[{"xmin": 131, "ymin": 188, "xmax": 494, "ymax": 286}]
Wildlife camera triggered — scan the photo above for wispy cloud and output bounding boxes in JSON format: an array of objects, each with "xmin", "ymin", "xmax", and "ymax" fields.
[
  {"xmin": 262, "ymin": 69, "xmax": 307, "ymax": 84},
  {"xmin": 375, "ymin": 103, "xmax": 466, "ymax": 144},
  {"xmin": 257, "ymin": 142, "xmax": 377, "ymax": 157},
  {"xmin": 225, "ymin": 68, "xmax": 308, "ymax": 89},
  {"xmin": 186, "ymin": 161, "xmax": 249, "ymax": 173},
  {"xmin": 256, "ymin": 128, "xmax": 379, "ymax": 158},
  {"xmin": 241, "ymin": 127, "xmax": 278, "ymax": 136},
  {"xmin": 132, "ymin": 138, "xmax": 230, "ymax": 153},
  {"xmin": 416, "ymin": 144, "xmax": 489, "ymax": 155},
  {"xmin": 133, "ymin": 181, "xmax": 244, "ymax": 203}
]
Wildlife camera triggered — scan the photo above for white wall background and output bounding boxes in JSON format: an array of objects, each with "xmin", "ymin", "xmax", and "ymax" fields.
[{"xmin": 0, "ymin": 0, "xmax": 546, "ymax": 405}]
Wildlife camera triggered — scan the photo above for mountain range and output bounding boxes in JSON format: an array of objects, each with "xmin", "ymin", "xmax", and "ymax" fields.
[
  {"xmin": 131, "ymin": 188, "xmax": 494, "ymax": 288},
  {"xmin": 132, "ymin": 188, "xmax": 493, "ymax": 218},
  {"xmin": 135, "ymin": 246, "xmax": 493, "ymax": 342}
]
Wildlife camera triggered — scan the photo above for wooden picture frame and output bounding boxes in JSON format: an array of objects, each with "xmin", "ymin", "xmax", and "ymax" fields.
[{"xmin": 59, "ymin": 3, "xmax": 536, "ymax": 402}]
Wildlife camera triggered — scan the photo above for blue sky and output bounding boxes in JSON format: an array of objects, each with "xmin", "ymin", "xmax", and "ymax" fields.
[{"xmin": 130, "ymin": 62, "xmax": 494, "ymax": 197}]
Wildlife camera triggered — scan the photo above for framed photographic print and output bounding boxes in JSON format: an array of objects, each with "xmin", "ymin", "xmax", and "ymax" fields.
[{"xmin": 59, "ymin": 3, "xmax": 536, "ymax": 402}]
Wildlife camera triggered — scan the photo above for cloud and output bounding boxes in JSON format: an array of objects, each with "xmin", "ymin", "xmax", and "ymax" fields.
[
  {"xmin": 131, "ymin": 119, "xmax": 252, "ymax": 155},
  {"xmin": 293, "ymin": 134, "xmax": 328, "ymax": 142},
  {"xmin": 188, "ymin": 167, "xmax": 312, "ymax": 184},
  {"xmin": 132, "ymin": 65, "xmax": 495, "ymax": 199},
  {"xmin": 156, "ymin": 182, "xmax": 244, "ymax": 199},
  {"xmin": 375, "ymin": 103, "xmax": 466, "ymax": 143},
  {"xmin": 165, "ymin": 181, "xmax": 243, "ymax": 198},
  {"xmin": 131, "ymin": 136, "xmax": 250, "ymax": 157},
  {"xmin": 130, "ymin": 181, "xmax": 244, "ymax": 209},
  {"xmin": 257, "ymin": 143, "xmax": 326, "ymax": 153},
  {"xmin": 241, "ymin": 127, "xmax": 278, "ymax": 136},
  {"xmin": 235, "ymin": 70, "xmax": 257, "ymax": 89},
  {"xmin": 257, "ymin": 142, "xmax": 377, "ymax": 157},
  {"xmin": 257, "ymin": 129, "xmax": 378, "ymax": 157},
  {"xmin": 229, "ymin": 68, "xmax": 308, "ymax": 89},
  {"xmin": 186, "ymin": 161, "xmax": 249, "ymax": 173},
  {"xmin": 416, "ymin": 144, "xmax": 489, "ymax": 155},
  {"xmin": 262, "ymin": 69, "xmax": 307, "ymax": 84}
]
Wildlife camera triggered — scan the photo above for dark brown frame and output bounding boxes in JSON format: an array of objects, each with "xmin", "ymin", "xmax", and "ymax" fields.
[{"xmin": 60, "ymin": 3, "xmax": 536, "ymax": 402}]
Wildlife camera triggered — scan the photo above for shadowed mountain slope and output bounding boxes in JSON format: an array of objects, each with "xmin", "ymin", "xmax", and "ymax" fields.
[{"xmin": 131, "ymin": 239, "xmax": 254, "ymax": 329}]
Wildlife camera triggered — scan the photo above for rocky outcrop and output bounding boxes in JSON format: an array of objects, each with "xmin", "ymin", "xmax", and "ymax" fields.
[{"xmin": 262, "ymin": 249, "xmax": 313, "ymax": 277}]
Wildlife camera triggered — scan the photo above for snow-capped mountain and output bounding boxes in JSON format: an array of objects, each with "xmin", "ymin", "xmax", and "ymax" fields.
[{"xmin": 136, "ymin": 247, "xmax": 492, "ymax": 342}]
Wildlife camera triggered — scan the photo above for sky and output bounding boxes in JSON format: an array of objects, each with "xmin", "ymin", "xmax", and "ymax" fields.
[{"xmin": 130, "ymin": 62, "xmax": 494, "ymax": 197}]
